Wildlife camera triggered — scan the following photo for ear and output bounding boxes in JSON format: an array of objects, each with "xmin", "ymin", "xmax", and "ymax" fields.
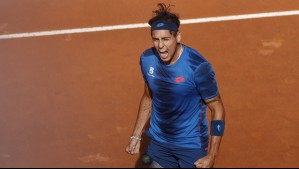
[{"xmin": 176, "ymin": 32, "xmax": 181, "ymax": 43}]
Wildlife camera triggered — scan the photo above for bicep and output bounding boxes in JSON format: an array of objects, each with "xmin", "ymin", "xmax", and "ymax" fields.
[
  {"xmin": 204, "ymin": 94, "xmax": 225, "ymax": 120},
  {"xmin": 204, "ymin": 95, "xmax": 221, "ymax": 106}
]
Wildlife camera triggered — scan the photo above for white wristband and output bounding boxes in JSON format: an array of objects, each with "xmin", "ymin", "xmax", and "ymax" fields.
[{"xmin": 130, "ymin": 135, "xmax": 142, "ymax": 141}]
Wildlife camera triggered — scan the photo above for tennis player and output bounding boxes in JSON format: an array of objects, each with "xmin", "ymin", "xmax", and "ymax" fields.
[{"xmin": 126, "ymin": 3, "xmax": 226, "ymax": 168}]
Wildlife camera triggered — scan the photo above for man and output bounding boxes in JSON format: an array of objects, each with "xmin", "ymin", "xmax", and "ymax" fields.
[{"xmin": 126, "ymin": 3, "xmax": 226, "ymax": 168}]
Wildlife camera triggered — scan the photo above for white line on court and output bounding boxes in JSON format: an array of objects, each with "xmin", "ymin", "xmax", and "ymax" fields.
[{"xmin": 0, "ymin": 10, "xmax": 299, "ymax": 40}]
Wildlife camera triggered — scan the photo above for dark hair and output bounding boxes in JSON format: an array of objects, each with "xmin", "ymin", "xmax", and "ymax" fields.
[{"xmin": 148, "ymin": 3, "xmax": 180, "ymax": 29}]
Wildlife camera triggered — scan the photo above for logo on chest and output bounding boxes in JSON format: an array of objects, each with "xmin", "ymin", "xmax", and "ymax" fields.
[
  {"xmin": 174, "ymin": 76, "xmax": 185, "ymax": 83},
  {"xmin": 147, "ymin": 67, "xmax": 155, "ymax": 77}
]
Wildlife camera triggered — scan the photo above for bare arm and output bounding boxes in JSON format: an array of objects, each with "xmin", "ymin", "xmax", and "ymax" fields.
[
  {"xmin": 195, "ymin": 94, "xmax": 226, "ymax": 168},
  {"xmin": 125, "ymin": 83, "xmax": 152, "ymax": 155}
]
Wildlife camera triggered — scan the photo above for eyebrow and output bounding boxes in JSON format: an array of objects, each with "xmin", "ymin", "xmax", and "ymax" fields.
[{"xmin": 152, "ymin": 36, "xmax": 171, "ymax": 39}]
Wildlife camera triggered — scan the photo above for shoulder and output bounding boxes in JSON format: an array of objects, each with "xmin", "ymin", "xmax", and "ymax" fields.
[
  {"xmin": 183, "ymin": 45, "xmax": 210, "ymax": 71},
  {"xmin": 139, "ymin": 47, "xmax": 158, "ymax": 67},
  {"xmin": 141, "ymin": 47, "xmax": 156, "ymax": 58},
  {"xmin": 184, "ymin": 45, "xmax": 208, "ymax": 63}
]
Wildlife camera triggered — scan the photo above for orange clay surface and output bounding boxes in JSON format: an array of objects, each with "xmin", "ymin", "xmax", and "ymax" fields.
[{"xmin": 0, "ymin": 0, "xmax": 299, "ymax": 167}]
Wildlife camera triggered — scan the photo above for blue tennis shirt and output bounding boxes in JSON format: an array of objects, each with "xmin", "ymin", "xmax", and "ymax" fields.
[{"xmin": 140, "ymin": 44, "xmax": 219, "ymax": 149}]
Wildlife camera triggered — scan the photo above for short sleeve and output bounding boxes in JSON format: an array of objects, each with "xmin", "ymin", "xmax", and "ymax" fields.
[
  {"xmin": 139, "ymin": 57, "xmax": 148, "ymax": 84},
  {"xmin": 194, "ymin": 62, "xmax": 218, "ymax": 99}
]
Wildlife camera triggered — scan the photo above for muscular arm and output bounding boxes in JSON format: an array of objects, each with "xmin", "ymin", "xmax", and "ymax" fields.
[
  {"xmin": 195, "ymin": 94, "xmax": 226, "ymax": 168},
  {"xmin": 126, "ymin": 83, "xmax": 152, "ymax": 155}
]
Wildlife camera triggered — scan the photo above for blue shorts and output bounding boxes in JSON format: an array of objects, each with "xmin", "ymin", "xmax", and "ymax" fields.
[{"xmin": 147, "ymin": 140, "xmax": 208, "ymax": 168}]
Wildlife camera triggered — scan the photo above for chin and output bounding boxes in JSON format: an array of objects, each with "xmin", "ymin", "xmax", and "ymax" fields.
[{"xmin": 160, "ymin": 57, "xmax": 170, "ymax": 62}]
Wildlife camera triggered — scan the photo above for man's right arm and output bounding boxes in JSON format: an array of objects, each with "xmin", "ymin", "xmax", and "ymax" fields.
[{"xmin": 125, "ymin": 83, "xmax": 152, "ymax": 155}]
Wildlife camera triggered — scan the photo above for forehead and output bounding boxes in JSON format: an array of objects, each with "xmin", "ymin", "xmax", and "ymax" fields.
[{"xmin": 151, "ymin": 30, "xmax": 173, "ymax": 38}]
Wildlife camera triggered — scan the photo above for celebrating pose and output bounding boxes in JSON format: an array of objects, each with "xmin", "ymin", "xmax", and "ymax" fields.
[{"xmin": 126, "ymin": 3, "xmax": 226, "ymax": 168}]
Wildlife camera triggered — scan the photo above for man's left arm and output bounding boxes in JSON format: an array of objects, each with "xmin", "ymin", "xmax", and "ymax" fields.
[{"xmin": 194, "ymin": 94, "xmax": 226, "ymax": 168}]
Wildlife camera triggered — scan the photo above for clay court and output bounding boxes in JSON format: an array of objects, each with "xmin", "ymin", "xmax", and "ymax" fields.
[{"xmin": 0, "ymin": 0, "xmax": 299, "ymax": 168}]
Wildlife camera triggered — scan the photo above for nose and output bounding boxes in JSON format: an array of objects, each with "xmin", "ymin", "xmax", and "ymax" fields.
[{"xmin": 158, "ymin": 40, "xmax": 164, "ymax": 49}]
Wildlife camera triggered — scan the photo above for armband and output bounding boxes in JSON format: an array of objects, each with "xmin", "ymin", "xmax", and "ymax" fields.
[
  {"xmin": 210, "ymin": 120, "xmax": 225, "ymax": 136},
  {"xmin": 205, "ymin": 98, "xmax": 220, "ymax": 105}
]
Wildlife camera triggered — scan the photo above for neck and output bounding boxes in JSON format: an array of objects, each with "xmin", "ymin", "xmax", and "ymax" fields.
[{"xmin": 166, "ymin": 43, "xmax": 183, "ymax": 65}]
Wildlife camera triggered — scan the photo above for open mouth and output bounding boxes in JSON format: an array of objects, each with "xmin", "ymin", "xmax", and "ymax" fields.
[{"xmin": 159, "ymin": 51, "xmax": 168, "ymax": 59}]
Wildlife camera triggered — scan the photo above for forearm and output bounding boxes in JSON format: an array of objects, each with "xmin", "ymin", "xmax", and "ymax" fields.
[
  {"xmin": 207, "ymin": 95, "xmax": 226, "ymax": 159},
  {"xmin": 209, "ymin": 102, "xmax": 225, "ymax": 158},
  {"xmin": 209, "ymin": 117, "xmax": 224, "ymax": 158},
  {"xmin": 194, "ymin": 103, "xmax": 225, "ymax": 168},
  {"xmin": 209, "ymin": 135, "xmax": 222, "ymax": 158},
  {"xmin": 131, "ymin": 94, "xmax": 152, "ymax": 137}
]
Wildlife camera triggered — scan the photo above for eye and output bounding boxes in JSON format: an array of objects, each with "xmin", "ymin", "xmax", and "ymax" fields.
[{"xmin": 152, "ymin": 38, "xmax": 159, "ymax": 42}]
